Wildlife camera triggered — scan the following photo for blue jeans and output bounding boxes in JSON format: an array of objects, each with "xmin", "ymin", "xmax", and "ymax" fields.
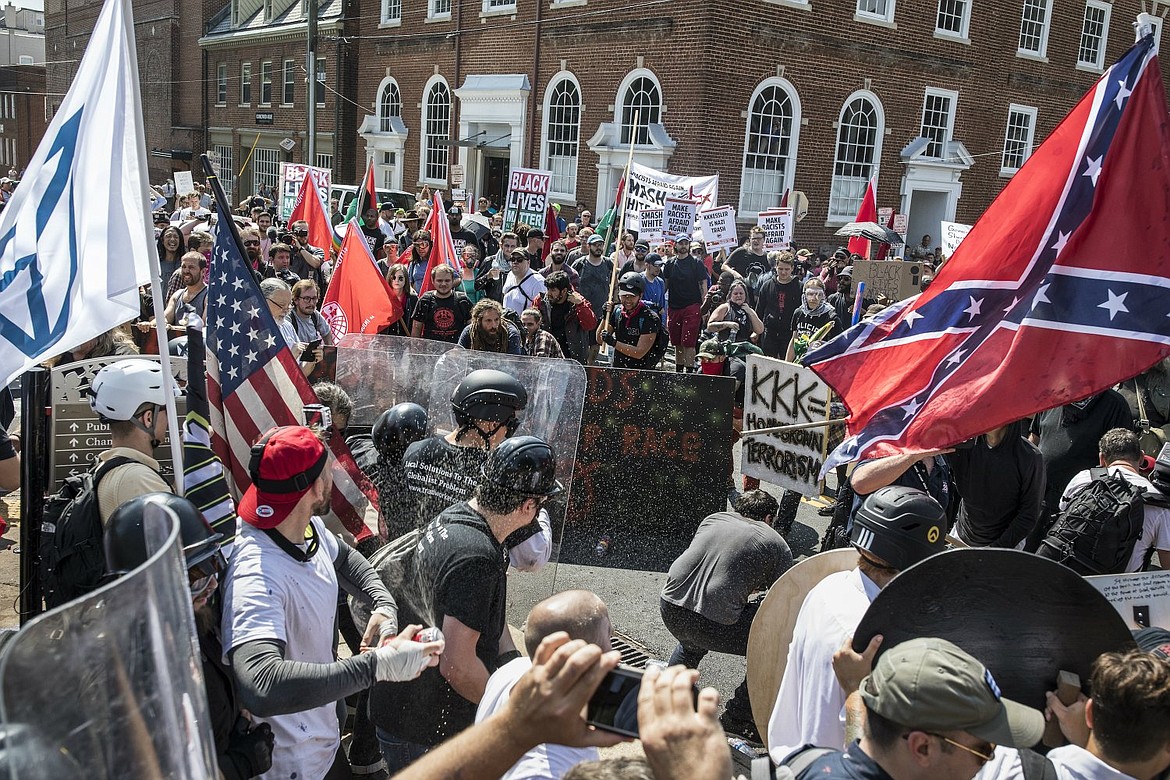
[{"xmin": 376, "ymin": 727, "xmax": 429, "ymax": 774}]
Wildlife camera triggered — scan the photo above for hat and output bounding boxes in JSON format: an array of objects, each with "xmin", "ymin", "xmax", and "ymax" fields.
[
  {"xmin": 861, "ymin": 637, "xmax": 1044, "ymax": 749},
  {"xmin": 250, "ymin": 197, "xmax": 266, "ymax": 208},
  {"xmin": 1134, "ymin": 627, "xmax": 1170, "ymax": 660},
  {"xmin": 838, "ymin": 266, "xmax": 854, "ymax": 278},
  {"xmin": 239, "ymin": 427, "xmax": 329, "ymax": 530},
  {"xmin": 646, "ymin": 252, "xmax": 665, "ymax": 266},
  {"xmin": 379, "ymin": 202, "xmax": 395, "ymax": 211},
  {"xmin": 635, "ymin": 240, "xmax": 650, "ymax": 251},
  {"xmin": 674, "ymin": 231, "xmax": 692, "ymax": 242},
  {"xmin": 796, "ymin": 248, "xmax": 813, "ymax": 258},
  {"xmin": 527, "ymin": 228, "xmax": 545, "ymax": 240},
  {"xmin": 587, "ymin": 234, "xmax": 605, "ymax": 245}
]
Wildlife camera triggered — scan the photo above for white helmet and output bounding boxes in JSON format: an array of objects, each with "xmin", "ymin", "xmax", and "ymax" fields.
[{"xmin": 89, "ymin": 359, "xmax": 177, "ymax": 421}]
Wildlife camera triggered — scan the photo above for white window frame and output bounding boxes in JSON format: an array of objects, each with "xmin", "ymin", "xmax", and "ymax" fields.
[
  {"xmin": 920, "ymin": 87, "xmax": 958, "ymax": 160},
  {"xmin": 213, "ymin": 144, "xmax": 236, "ymax": 202},
  {"xmin": 828, "ymin": 90, "xmax": 885, "ymax": 223},
  {"xmin": 216, "ymin": 63, "xmax": 227, "ymax": 105},
  {"xmin": 1077, "ymin": 0, "xmax": 1111, "ymax": 71},
  {"xmin": 738, "ymin": 77, "xmax": 802, "ymax": 220},
  {"xmin": 253, "ymin": 147, "xmax": 280, "ymax": 196},
  {"xmin": 377, "ymin": 77, "xmax": 402, "ymax": 133},
  {"xmin": 381, "ymin": 0, "xmax": 402, "ymax": 25},
  {"xmin": 315, "ymin": 153, "xmax": 333, "ymax": 172},
  {"xmin": 1000, "ymin": 104, "xmax": 1037, "ymax": 176},
  {"xmin": 239, "ymin": 62, "xmax": 252, "ymax": 106},
  {"xmin": 1017, "ymin": 0, "xmax": 1054, "ymax": 58},
  {"xmin": 259, "ymin": 61, "xmax": 273, "ymax": 106},
  {"xmin": 482, "ymin": 0, "xmax": 516, "ymax": 13},
  {"xmin": 428, "ymin": 0, "xmax": 452, "ymax": 20},
  {"xmin": 540, "ymin": 72, "xmax": 583, "ymax": 200},
  {"xmin": 17, "ymin": 55, "xmax": 34, "ymax": 65},
  {"xmin": 856, "ymin": 0, "xmax": 896, "ymax": 25},
  {"xmin": 613, "ymin": 68, "xmax": 663, "ymax": 146},
  {"xmin": 420, "ymin": 75, "xmax": 452, "ymax": 186},
  {"xmin": 934, "ymin": 0, "xmax": 970, "ymax": 40},
  {"xmin": 282, "ymin": 59, "xmax": 296, "ymax": 106}
]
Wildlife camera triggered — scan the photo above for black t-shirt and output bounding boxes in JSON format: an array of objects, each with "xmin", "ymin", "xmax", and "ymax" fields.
[
  {"xmin": 662, "ymin": 256, "xmax": 709, "ymax": 309},
  {"xmin": 791, "ymin": 306, "xmax": 841, "ymax": 344},
  {"xmin": 725, "ymin": 247, "xmax": 767, "ymax": 278},
  {"xmin": 367, "ymin": 502, "xmax": 508, "ymax": 746},
  {"xmin": 756, "ymin": 277, "xmax": 803, "ymax": 344},
  {"xmin": 607, "ymin": 303, "xmax": 661, "ymax": 369},
  {"xmin": 361, "ymin": 224, "xmax": 386, "ymax": 258},
  {"xmin": 450, "ymin": 228, "xmax": 481, "ymax": 262},
  {"xmin": 411, "ymin": 291, "xmax": 471, "ymax": 343},
  {"xmin": 402, "ymin": 436, "xmax": 488, "ymax": 528}
]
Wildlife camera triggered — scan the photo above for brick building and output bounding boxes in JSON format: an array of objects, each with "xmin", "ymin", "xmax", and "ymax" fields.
[{"xmin": 0, "ymin": 63, "xmax": 46, "ymax": 174}]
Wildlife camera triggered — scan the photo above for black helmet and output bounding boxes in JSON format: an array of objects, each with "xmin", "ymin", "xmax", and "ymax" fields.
[
  {"xmin": 851, "ymin": 486, "xmax": 946, "ymax": 571},
  {"xmin": 451, "ymin": 369, "xmax": 528, "ymax": 426},
  {"xmin": 618, "ymin": 272, "xmax": 645, "ymax": 295},
  {"xmin": 373, "ymin": 403, "xmax": 429, "ymax": 459},
  {"xmin": 104, "ymin": 492, "xmax": 224, "ymax": 575},
  {"xmin": 481, "ymin": 436, "xmax": 564, "ymax": 497}
]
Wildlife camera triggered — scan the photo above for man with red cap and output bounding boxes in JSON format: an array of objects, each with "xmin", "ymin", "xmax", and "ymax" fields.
[{"xmin": 222, "ymin": 425, "xmax": 445, "ymax": 780}]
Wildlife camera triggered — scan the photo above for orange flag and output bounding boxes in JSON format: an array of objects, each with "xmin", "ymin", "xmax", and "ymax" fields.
[
  {"xmin": 321, "ymin": 219, "xmax": 401, "ymax": 338},
  {"xmin": 417, "ymin": 192, "xmax": 463, "ymax": 295}
]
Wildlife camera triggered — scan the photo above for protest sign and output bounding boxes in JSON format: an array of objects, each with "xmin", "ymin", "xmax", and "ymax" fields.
[
  {"xmin": 563, "ymin": 367, "xmax": 734, "ymax": 570},
  {"xmin": 878, "ymin": 206, "xmax": 893, "ymax": 224},
  {"xmin": 639, "ymin": 208, "xmax": 664, "ymax": 243},
  {"xmin": 698, "ymin": 206, "xmax": 738, "ymax": 250},
  {"xmin": 279, "ymin": 163, "xmax": 331, "ymax": 220},
  {"xmin": 663, "ymin": 197, "xmax": 697, "ymax": 239},
  {"xmin": 757, "ymin": 207, "xmax": 794, "ymax": 250},
  {"xmin": 623, "ymin": 161, "xmax": 718, "ymax": 234},
  {"xmin": 940, "ymin": 221, "xmax": 972, "ymax": 256},
  {"xmin": 1088, "ymin": 569, "xmax": 1170, "ymax": 630},
  {"xmin": 501, "ymin": 167, "xmax": 552, "ymax": 232},
  {"xmin": 741, "ymin": 355, "xmax": 832, "ymax": 496},
  {"xmin": 851, "ymin": 259, "xmax": 926, "ymax": 301},
  {"xmin": 173, "ymin": 171, "xmax": 194, "ymax": 196}
]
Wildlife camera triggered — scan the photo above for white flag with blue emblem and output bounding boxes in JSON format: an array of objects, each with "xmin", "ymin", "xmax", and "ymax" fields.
[{"xmin": 0, "ymin": 0, "xmax": 154, "ymax": 387}]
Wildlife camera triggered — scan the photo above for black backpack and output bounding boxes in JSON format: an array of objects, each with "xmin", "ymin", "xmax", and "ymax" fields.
[
  {"xmin": 39, "ymin": 456, "xmax": 135, "ymax": 608},
  {"xmin": 1038, "ymin": 467, "xmax": 1145, "ymax": 575}
]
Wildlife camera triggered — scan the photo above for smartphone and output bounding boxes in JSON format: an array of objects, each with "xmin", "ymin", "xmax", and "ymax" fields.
[
  {"xmin": 300, "ymin": 339, "xmax": 322, "ymax": 363},
  {"xmin": 586, "ymin": 665, "xmax": 643, "ymax": 737}
]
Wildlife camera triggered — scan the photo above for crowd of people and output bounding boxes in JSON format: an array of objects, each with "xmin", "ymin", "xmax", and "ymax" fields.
[{"xmin": 2, "ymin": 178, "xmax": 1169, "ymax": 780}]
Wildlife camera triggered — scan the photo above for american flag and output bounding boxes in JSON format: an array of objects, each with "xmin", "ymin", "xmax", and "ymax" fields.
[
  {"xmin": 205, "ymin": 195, "xmax": 376, "ymax": 543},
  {"xmin": 805, "ymin": 33, "xmax": 1170, "ymax": 476}
]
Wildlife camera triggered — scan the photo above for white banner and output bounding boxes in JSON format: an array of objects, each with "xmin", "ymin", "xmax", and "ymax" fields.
[
  {"xmin": 663, "ymin": 197, "xmax": 697, "ymax": 240},
  {"xmin": 502, "ymin": 167, "xmax": 552, "ymax": 232},
  {"xmin": 280, "ymin": 163, "xmax": 331, "ymax": 221},
  {"xmin": 940, "ymin": 221, "xmax": 972, "ymax": 257},
  {"xmin": 173, "ymin": 171, "xmax": 194, "ymax": 196},
  {"xmin": 698, "ymin": 206, "xmax": 738, "ymax": 250},
  {"xmin": 1088, "ymin": 570, "xmax": 1170, "ymax": 630},
  {"xmin": 639, "ymin": 208, "xmax": 664, "ymax": 243},
  {"xmin": 741, "ymin": 355, "xmax": 833, "ymax": 496},
  {"xmin": 757, "ymin": 208, "xmax": 794, "ymax": 250},
  {"xmin": 623, "ymin": 161, "xmax": 718, "ymax": 234}
]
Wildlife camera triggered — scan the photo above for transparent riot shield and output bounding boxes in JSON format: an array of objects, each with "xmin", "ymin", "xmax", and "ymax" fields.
[
  {"xmin": 0, "ymin": 503, "xmax": 217, "ymax": 779},
  {"xmin": 332, "ymin": 334, "xmax": 460, "ymax": 427}
]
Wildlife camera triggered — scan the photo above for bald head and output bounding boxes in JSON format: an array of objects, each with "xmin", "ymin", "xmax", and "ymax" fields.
[{"xmin": 524, "ymin": 590, "xmax": 611, "ymax": 657}]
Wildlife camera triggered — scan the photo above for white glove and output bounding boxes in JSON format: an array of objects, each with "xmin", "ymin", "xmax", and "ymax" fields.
[{"xmin": 373, "ymin": 641, "xmax": 433, "ymax": 682}]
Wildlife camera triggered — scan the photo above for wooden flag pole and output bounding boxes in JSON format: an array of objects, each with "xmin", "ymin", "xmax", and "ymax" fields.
[
  {"xmin": 602, "ymin": 109, "xmax": 639, "ymax": 354},
  {"xmin": 740, "ymin": 417, "xmax": 848, "ymax": 438}
]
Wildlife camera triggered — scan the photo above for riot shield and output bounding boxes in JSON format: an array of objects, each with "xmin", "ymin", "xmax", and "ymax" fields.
[
  {"xmin": 0, "ymin": 503, "xmax": 216, "ymax": 779},
  {"xmin": 332, "ymin": 334, "xmax": 459, "ymax": 427}
]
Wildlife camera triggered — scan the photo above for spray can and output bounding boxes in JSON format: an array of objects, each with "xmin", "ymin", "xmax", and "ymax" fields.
[
  {"xmin": 414, "ymin": 627, "xmax": 444, "ymax": 644},
  {"xmin": 594, "ymin": 534, "xmax": 612, "ymax": 557}
]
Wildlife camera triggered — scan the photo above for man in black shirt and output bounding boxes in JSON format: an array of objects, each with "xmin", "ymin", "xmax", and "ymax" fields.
[
  {"xmin": 524, "ymin": 228, "xmax": 545, "ymax": 271},
  {"xmin": 448, "ymin": 206, "xmax": 482, "ymax": 262},
  {"xmin": 724, "ymin": 226, "xmax": 767, "ymax": 281},
  {"xmin": 949, "ymin": 420, "xmax": 1044, "ymax": 548},
  {"xmin": 369, "ymin": 437, "xmax": 564, "ymax": 772},
  {"xmin": 662, "ymin": 232, "xmax": 709, "ymax": 373},
  {"xmin": 360, "ymin": 206, "xmax": 387, "ymax": 261},
  {"xmin": 754, "ymin": 251, "xmax": 803, "ymax": 359},
  {"xmin": 598, "ymin": 273, "xmax": 662, "ymax": 370},
  {"xmin": 534, "ymin": 271, "xmax": 598, "ymax": 364},
  {"xmin": 410, "ymin": 265, "xmax": 472, "ymax": 343}
]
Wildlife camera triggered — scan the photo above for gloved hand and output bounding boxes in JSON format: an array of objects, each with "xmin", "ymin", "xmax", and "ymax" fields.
[
  {"xmin": 222, "ymin": 718, "xmax": 274, "ymax": 780},
  {"xmin": 601, "ymin": 331, "xmax": 616, "ymax": 347},
  {"xmin": 372, "ymin": 623, "xmax": 444, "ymax": 682}
]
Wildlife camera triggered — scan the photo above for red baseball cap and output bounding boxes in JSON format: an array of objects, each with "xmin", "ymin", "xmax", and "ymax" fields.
[{"xmin": 239, "ymin": 426, "xmax": 328, "ymax": 530}]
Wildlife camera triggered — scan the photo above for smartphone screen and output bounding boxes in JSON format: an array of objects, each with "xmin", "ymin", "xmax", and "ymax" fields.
[
  {"xmin": 586, "ymin": 665, "xmax": 643, "ymax": 737},
  {"xmin": 300, "ymin": 340, "xmax": 322, "ymax": 362}
]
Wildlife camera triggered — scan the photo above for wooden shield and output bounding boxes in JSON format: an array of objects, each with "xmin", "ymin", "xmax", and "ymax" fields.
[
  {"xmin": 747, "ymin": 549, "xmax": 858, "ymax": 738},
  {"xmin": 853, "ymin": 549, "xmax": 1135, "ymax": 712}
]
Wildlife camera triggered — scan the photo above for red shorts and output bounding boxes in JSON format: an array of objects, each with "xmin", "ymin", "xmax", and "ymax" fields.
[{"xmin": 668, "ymin": 304, "xmax": 701, "ymax": 348}]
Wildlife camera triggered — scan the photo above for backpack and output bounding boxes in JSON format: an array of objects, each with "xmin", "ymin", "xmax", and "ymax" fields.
[
  {"xmin": 39, "ymin": 456, "xmax": 135, "ymax": 608},
  {"xmin": 1038, "ymin": 467, "xmax": 1145, "ymax": 575}
]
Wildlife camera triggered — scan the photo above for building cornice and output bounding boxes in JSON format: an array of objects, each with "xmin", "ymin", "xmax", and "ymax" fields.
[{"xmin": 199, "ymin": 20, "xmax": 341, "ymax": 50}]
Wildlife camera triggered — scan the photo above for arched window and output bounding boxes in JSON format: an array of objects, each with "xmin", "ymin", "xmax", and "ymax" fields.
[
  {"xmin": 616, "ymin": 70, "xmax": 662, "ymax": 145},
  {"xmin": 378, "ymin": 78, "xmax": 401, "ymax": 132},
  {"xmin": 739, "ymin": 79, "xmax": 801, "ymax": 217},
  {"xmin": 422, "ymin": 77, "xmax": 451, "ymax": 183},
  {"xmin": 828, "ymin": 92, "xmax": 884, "ymax": 221},
  {"xmin": 542, "ymin": 74, "xmax": 581, "ymax": 196}
]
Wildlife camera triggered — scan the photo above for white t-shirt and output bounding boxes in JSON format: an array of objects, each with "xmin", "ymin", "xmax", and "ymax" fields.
[
  {"xmin": 767, "ymin": 567, "xmax": 879, "ymax": 762},
  {"xmin": 1048, "ymin": 744, "xmax": 1138, "ymax": 780},
  {"xmin": 475, "ymin": 658, "xmax": 599, "ymax": 779},
  {"xmin": 222, "ymin": 517, "xmax": 342, "ymax": 780},
  {"xmin": 1059, "ymin": 465, "xmax": 1170, "ymax": 572},
  {"xmin": 503, "ymin": 270, "xmax": 546, "ymax": 314}
]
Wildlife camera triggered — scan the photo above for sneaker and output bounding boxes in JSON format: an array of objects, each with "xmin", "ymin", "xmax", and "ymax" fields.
[
  {"xmin": 817, "ymin": 503, "xmax": 837, "ymax": 517},
  {"xmin": 720, "ymin": 712, "xmax": 762, "ymax": 744}
]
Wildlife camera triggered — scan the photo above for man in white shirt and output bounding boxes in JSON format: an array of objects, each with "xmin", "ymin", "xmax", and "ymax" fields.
[
  {"xmin": 474, "ymin": 590, "xmax": 612, "ymax": 780},
  {"xmin": 503, "ymin": 249, "xmax": 547, "ymax": 315},
  {"xmin": 767, "ymin": 486, "xmax": 947, "ymax": 761}
]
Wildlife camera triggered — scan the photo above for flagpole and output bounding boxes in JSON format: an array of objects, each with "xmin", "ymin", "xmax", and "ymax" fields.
[
  {"xmin": 601, "ymin": 111, "xmax": 638, "ymax": 356},
  {"xmin": 123, "ymin": 0, "xmax": 184, "ymax": 493},
  {"xmin": 739, "ymin": 417, "xmax": 848, "ymax": 438}
]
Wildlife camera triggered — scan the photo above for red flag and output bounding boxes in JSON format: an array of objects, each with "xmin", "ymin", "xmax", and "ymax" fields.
[
  {"xmin": 875, "ymin": 209, "xmax": 897, "ymax": 261},
  {"xmin": 204, "ymin": 196, "xmax": 376, "ymax": 543},
  {"xmin": 288, "ymin": 172, "xmax": 334, "ymax": 257},
  {"xmin": 542, "ymin": 204, "xmax": 561, "ymax": 262},
  {"xmin": 847, "ymin": 177, "xmax": 877, "ymax": 258},
  {"xmin": 417, "ymin": 193, "xmax": 463, "ymax": 295},
  {"xmin": 779, "ymin": 188, "xmax": 790, "ymax": 208},
  {"xmin": 322, "ymin": 219, "xmax": 401, "ymax": 337},
  {"xmin": 805, "ymin": 35, "xmax": 1170, "ymax": 476}
]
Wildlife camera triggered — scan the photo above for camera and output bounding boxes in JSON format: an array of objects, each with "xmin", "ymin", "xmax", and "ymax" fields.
[
  {"xmin": 1151, "ymin": 443, "xmax": 1170, "ymax": 494},
  {"xmin": 279, "ymin": 231, "xmax": 295, "ymax": 244}
]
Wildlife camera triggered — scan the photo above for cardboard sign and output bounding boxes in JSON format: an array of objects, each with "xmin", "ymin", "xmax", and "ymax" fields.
[
  {"xmin": 757, "ymin": 207, "xmax": 794, "ymax": 250},
  {"xmin": 940, "ymin": 221, "xmax": 972, "ymax": 257},
  {"xmin": 741, "ymin": 355, "xmax": 833, "ymax": 496},
  {"xmin": 663, "ymin": 197, "xmax": 697, "ymax": 240},
  {"xmin": 851, "ymin": 259, "xmax": 926, "ymax": 302},
  {"xmin": 698, "ymin": 206, "xmax": 738, "ymax": 250},
  {"xmin": 501, "ymin": 167, "xmax": 552, "ymax": 233},
  {"xmin": 623, "ymin": 161, "xmax": 718, "ymax": 235},
  {"xmin": 563, "ymin": 367, "xmax": 735, "ymax": 570},
  {"xmin": 1088, "ymin": 570, "xmax": 1170, "ymax": 630},
  {"xmin": 173, "ymin": 171, "xmax": 194, "ymax": 196},
  {"xmin": 279, "ymin": 163, "xmax": 331, "ymax": 220},
  {"xmin": 639, "ymin": 208, "xmax": 664, "ymax": 243}
]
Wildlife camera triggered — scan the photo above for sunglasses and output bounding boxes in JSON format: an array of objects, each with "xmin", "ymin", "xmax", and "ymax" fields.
[
  {"xmin": 909, "ymin": 733, "xmax": 996, "ymax": 764},
  {"xmin": 243, "ymin": 240, "xmax": 261, "ymax": 246},
  {"xmin": 294, "ymin": 230, "xmax": 309, "ymax": 237},
  {"xmin": 509, "ymin": 258, "xmax": 525, "ymax": 264}
]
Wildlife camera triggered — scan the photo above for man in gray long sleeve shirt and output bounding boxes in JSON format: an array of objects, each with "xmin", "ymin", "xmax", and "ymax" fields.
[
  {"xmin": 949, "ymin": 420, "xmax": 1046, "ymax": 548},
  {"xmin": 222, "ymin": 426, "xmax": 443, "ymax": 779}
]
